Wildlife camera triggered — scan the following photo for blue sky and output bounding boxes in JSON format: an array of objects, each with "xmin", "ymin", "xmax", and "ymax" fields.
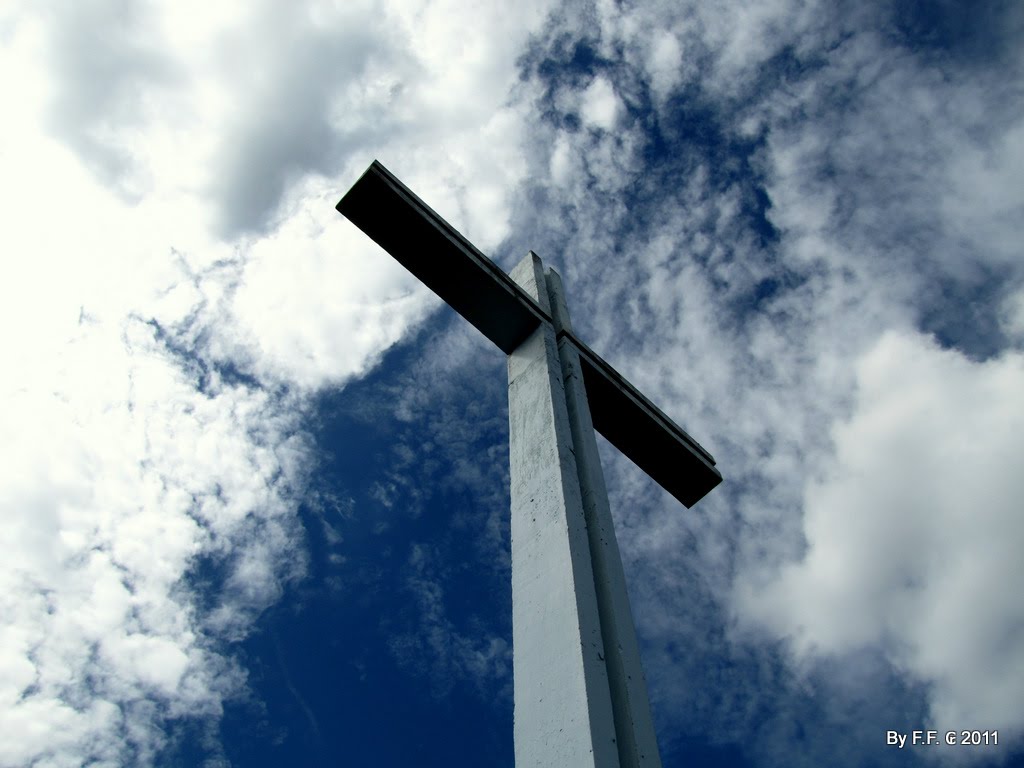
[{"xmin": 1, "ymin": 1, "xmax": 1023, "ymax": 766}]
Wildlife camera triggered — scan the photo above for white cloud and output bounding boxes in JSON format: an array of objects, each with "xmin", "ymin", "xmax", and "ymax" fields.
[
  {"xmin": 709, "ymin": 0, "xmax": 817, "ymax": 89},
  {"xmin": 586, "ymin": 0, "xmax": 825, "ymax": 104},
  {"xmin": 548, "ymin": 131, "xmax": 574, "ymax": 187},
  {"xmin": 220, "ymin": 180, "xmax": 436, "ymax": 389},
  {"xmin": 580, "ymin": 75, "xmax": 622, "ymax": 131},
  {"xmin": 941, "ymin": 113, "xmax": 1024, "ymax": 271},
  {"xmin": 0, "ymin": 312, "xmax": 309, "ymax": 765},
  {"xmin": 0, "ymin": 0, "xmax": 564, "ymax": 761},
  {"xmin": 645, "ymin": 30, "xmax": 684, "ymax": 102},
  {"xmin": 761, "ymin": 28, "xmax": 1024, "ymax": 291},
  {"xmin": 739, "ymin": 330, "xmax": 1024, "ymax": 741},
  {"xmin": 1002, "ymin": 289, "xmax": 1024, "ymax": 344},
  {"xmin": 38, "ymin": 0, "xmax": 179, "ymax": 199}
]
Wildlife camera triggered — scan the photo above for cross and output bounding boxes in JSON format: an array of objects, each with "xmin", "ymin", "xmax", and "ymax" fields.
[{"xmin": 337, "ymin": 160, "xmax": 722, "ymax": 768}]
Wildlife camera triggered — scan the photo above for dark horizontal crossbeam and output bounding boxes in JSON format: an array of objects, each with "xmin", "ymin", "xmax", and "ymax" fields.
[
  {"xmin": 337, "ymin": 160, "xmax": 549, "ymax": 354},
  {"xmin": 336, "ymin": 160, "xmax": 722, "ymax": 508},
  {"xmin": 561, "ymin": 330, "xmax": 720, "ymax": 508}
]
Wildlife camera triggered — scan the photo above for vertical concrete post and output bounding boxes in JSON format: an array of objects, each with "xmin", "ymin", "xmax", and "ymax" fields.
[
  {"xmin": 546, "ymin": 269, "xmax": 663, "ymax": 768},
  {"xmin": 508, "ymin": 252, "xmax": 620, "ymax": 767}
]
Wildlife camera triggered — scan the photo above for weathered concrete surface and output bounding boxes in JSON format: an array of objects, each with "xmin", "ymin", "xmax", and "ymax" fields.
[
  {"xmin": 547, "ymin": 269, "xmax": 663, "ymax": 768},
  {"xmin": 508, "ymin": 252, "xmax": 619, "ymax": 767}
]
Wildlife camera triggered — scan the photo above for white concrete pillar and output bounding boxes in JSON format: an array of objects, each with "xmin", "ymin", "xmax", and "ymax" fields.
[
  {"xmin": 546, "ymin": 269, "xmax": 663, "ymax": 768},
  {"xmin": 508, "ymin": 252, "xmax": 620, "ymax": 767}
]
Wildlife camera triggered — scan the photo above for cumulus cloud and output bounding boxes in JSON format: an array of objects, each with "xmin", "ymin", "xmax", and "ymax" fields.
[
  {"xmin": 40, "ymin": 0, "xmax": 179, "ymax": 198},
  {"xmin": 644, "ymin": 30, "xmax": 684, "ymax": 103},
  {"xmin": 740, "ymin": 331, "xmax": 1024, "ymax": 739},
  {"xmin": 0, "ymin": 313, "xmax": 310, "ymax": 766},
  {"xmin": 580, "ymin": 75, "xmax": 622, "ymax": 131},
  {"xmin": 1001, "ymin": 290, "xmax": 1024, "ymax": 344},
  {"xmin": 216, "ymin": 179, "xmax": 437, "ymax": 389},
  {"xmin": 205, "ymin": 2, "xmax": 399, "ymax": 236}
]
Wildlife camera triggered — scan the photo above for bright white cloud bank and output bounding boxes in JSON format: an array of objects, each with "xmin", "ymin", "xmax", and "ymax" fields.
[
  {"xmin": 740, "ymin": 330, "xmax": 1024, "ymax": 739},
  {"xmin": 0, "ymin": 271, "xmax": 319, "ymax": 763},
  {"xmin": 0, "ymin": 0, "xmax": 553, "ymax": 763},
  {"xmin": 0, "ymin": 108, "xmax": 314, "ymax": 764}
]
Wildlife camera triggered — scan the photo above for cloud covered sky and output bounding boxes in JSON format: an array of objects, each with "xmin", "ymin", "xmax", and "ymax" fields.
[{"xmin": 1, "ymin": 1, "xmax": 1022, "ymax": 766}]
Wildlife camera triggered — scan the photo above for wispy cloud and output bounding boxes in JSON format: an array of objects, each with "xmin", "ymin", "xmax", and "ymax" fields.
[{"xmin": 388, "ymin": 543, "xmax": 511, "ymax": 700}]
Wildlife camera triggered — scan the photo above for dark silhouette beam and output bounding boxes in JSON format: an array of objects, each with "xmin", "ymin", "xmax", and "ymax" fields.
[{"xmin": 336, "ymin": 159, "xmax": 721, "ymax": 508}]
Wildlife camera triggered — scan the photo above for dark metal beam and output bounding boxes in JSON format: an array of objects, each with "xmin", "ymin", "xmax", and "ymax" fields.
[
  {"xmin": 561, "ymin": 331, "xmax": 721, "ymax": 508},
  {"xmin": 337, "ymin": 160, "xmax": 549, "ymax": 354},
  {"xmin": 336, "ymin": 160, "xmax": 722, "ymax": 508}
]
